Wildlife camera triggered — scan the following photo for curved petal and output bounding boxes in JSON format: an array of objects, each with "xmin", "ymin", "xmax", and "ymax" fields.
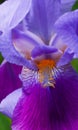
[
  {"xmin": 0, "ymin": 61, "xmax": 22, "ymax": 102},
  {"xmin": 55, "ymin": 9, "xmax": 78, "ymax": 56},
  {"xmin": 25, "ymin": 0, "xmax": 61, "ymax": 43},
  {"xmin": 13, "ymin": 29, "xmax": 44, "ymax": 59},
  {"xmin": 0, "ymin": 88, "xmax": 22, "ymax": 118},
  {"xmin": 0, "ymin": 0, "xmax": 31, "ymax": 32},
  {"xmin": 0, "ymin": 29, "xmax": 57, "ymax": 69},
  {"xmin": 49, "ymin": 35, "xmax": 74, "ymax": 66},
  {"xmin": 12, "ymin": 66, "xmax": 78, "ymax": 130},
  {"xmin": 0, "ymin": 31, "xmax": 37, "ymax": 70},
  {"xmin": 31, "ymin": 45, "xmax": 58, "ymax": 58},
  {"xmin": 57, "ymin": 49, "xmax": 74, "ymax": 67},
  {"xmin": 13, "ymin": 29, "xmax": 58, "ymax": 60}
]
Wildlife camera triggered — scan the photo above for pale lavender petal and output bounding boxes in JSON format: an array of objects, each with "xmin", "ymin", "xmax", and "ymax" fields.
[
  {"xmin": 49, "ymin": 35, "xmax": 74, "ymax": 66},
  {"xmin": 0, "ymin": 29, "xmax": 57, "ymax": 69},
  {"xmin": 12, "ymin": 66, "xmax": 78, "ymax": 130},
  {"xmin": 25, "ymin": 0, "xmax": 61, "ymax": 43},
  {"xmin": 12, "ymin": 29, "xmax": 44, "ymax": 59},
  {"xmin": 57, "ymin": 49, "xmax": 74, "ymax": 67},
  {"xmin": 0, "ymin": 61, "xmax": 22, "ymax": 102},
  {"xmin": 0, "ymin": 0, "xmax": 31, "ymax": 32},
  {"xmin": 55, "ymin": 9, "xmax": 78, "ymax": 56},
  {"xmin": 0, "ymin": 88, "xmax": 22, "ymax": 118},
  {"xmin": 61, "ymin": 0, "xmax": 76, "ymax": 14},
  {"xmin": 0, "ymin": 31, "xmax": 37, "ymax": 70}
]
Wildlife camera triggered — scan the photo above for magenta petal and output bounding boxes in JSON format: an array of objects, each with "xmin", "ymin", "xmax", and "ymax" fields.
[
  {"xmin": 0, "ymin": 61, "xmax": 22, "ymax": 102},
  {"xmin": 12, "ymin": 66, "xmax": 78, "ymax": 130}
]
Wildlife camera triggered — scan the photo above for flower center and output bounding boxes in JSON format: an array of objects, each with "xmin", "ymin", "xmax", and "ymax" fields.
[{"xmin": 36, "ymin": 59, "xmax": 56, "ymax": 88}]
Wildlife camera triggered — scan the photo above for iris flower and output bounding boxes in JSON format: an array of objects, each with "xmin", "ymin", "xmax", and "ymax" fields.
[{"xmin": 0, "ymin": 0, "xmax": 78, "ymax": 130}]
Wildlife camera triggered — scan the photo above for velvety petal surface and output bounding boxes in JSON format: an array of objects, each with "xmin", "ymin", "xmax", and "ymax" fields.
[
  {"xmin": 25, "ymin": 0, "xmax": 61, "ymax": 43},
  {"xmin": 0, "ymin": 88, "xmax": 22, "ymax": 118},
  {"xmin": 0, "ymin": 61, "xmax": 22, "ymax": 102},
  {"xmin": 55, "ymin": 9, "xmax": 78, "ymax": 56},
  {"xmin": 0, "ymin": 0, "xmax": 31, "ymax": 32},
  {"xmin": 12, "ymin": 65, "xmax": 78, "ymax": 130}
]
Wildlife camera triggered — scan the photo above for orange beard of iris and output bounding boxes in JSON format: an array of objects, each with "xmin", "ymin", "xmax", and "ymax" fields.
[{"xmin": 36, "ymin": 59, "xmax": 56, "ymax": 88}]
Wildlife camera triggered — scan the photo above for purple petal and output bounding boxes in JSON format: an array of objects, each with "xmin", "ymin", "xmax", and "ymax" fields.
[
  {"xmin": 25, "ymin": 0, "xmax": 61, "ymax": 43},
  {"xmin": 12, "ymin": 29, "xmax": 58, "ymax": 60},
  {"xmin": 55, "ymin": 9, "xmax": 78, "ymax": 56},
  {"xmin": 49, "ymin": 35, "xmax": 74, "ymax": 65},
  {"xmin": 0, "ymin": 88, "xmax": 22, "ymax": 118},
  {"xmin": 12, "ymin": 66, "xmax": 78, "ymax": 130},
  {"xmin": 57, "ymin": 49, "xmax": 74, "ymax": 67},
  {"xmin": 31, "ymin": 45, "xmax": 58, "ymax": 58},
  {"xmin": 0, "ymin": 61, "xmax": 22, "ymax": 102},
  {"xmin": 12, "ymin": 29, "xmax": 44, "ymax": 59},
  {"xmin": 0, "ymin": 0, "xmax": 31, "ymax": 32},
  {"xmin": 0, "ymin": 31, "xmax": 37, "ymax": 70},
  {"xmin": 61, "ymin": 0, "xmax": 76, "ymax": 14}
]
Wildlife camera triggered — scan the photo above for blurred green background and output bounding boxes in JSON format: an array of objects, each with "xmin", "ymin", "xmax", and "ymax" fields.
[
  {"xmin": 0, "ymin": 0, "xmax": 78, "ymax": 130},
  {"xmin": 0, "ymin": 113, "xmax": 11, "ymax": 130}
]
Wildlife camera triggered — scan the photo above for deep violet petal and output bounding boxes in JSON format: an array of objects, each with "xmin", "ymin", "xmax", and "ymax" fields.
[
  {"xmin": 12, "ymin": 65, "xmax": 78, "ymax": 130},
  {"xmin": 0, "ymin": 61, "xmax": 22, "ymax": 102}
]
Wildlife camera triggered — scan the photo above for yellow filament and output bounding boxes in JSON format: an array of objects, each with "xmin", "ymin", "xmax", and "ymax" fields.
[{"xmin": 36, "ymin": 59, "xmax": 56, "ymax": 88}]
